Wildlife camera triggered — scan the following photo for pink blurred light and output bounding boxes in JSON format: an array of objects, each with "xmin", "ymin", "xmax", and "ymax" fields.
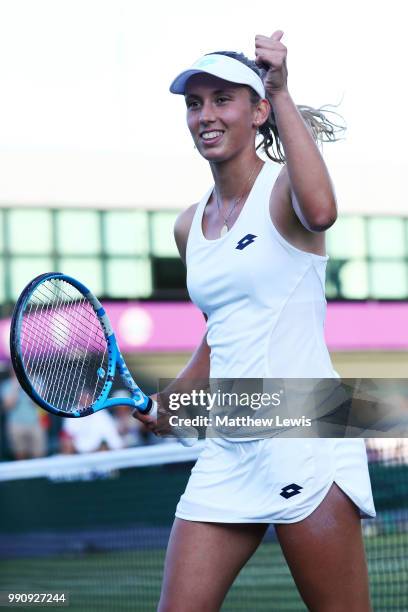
[
  {"xmin": 2, "ymin": 301, "xmax": 408, "ymax": 361},
  {"xmin": 325, "ymin": 302, "xmax": 408, "ymax": 350}
]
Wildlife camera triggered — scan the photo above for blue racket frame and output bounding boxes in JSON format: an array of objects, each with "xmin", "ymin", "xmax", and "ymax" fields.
[{"xmin": 10, "ymin": 272, "xmax": 153, "ymax": 418}]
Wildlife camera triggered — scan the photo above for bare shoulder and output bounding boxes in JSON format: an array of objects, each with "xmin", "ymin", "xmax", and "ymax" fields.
[
  {"xmin": 174, "ymin": 203, "xmax": 199, "ymax": 265},
  {"xmin": 269, "ymin": 164, "xmax": 327, "ymax": 257}
]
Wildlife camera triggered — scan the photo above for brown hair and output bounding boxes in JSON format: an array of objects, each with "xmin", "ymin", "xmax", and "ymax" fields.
[{"xmin": 206, "ymin": 51, "xmax": 346, "ymax": 163}]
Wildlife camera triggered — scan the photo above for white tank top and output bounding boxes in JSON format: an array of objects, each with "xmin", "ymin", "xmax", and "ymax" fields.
[{"xmin": 186, "ymin": 160, "xmax": 338, "ymax": 380}]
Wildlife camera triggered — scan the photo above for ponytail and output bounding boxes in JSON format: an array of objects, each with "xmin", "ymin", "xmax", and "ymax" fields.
[{"xmin": 207, "ymin": 51, "xmax": 346, "ymax": 164}]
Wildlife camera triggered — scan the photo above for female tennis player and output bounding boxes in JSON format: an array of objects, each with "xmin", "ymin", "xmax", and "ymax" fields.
[{"xmin": 136, "ymin": 31, "xmax": 376, "ymax": 611}]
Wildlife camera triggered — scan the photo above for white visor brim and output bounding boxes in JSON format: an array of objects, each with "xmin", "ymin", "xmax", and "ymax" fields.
[{"xmin": 169, "ymin": 54, "xmax": 265, "ymax": 99}]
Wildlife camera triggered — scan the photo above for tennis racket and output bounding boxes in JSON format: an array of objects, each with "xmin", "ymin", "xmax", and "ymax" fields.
[{"xmin": 9, "ymin": 272, "xmax": 196, "ymax": 446}]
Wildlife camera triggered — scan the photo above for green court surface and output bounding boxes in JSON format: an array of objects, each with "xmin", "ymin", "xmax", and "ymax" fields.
[
  {"xmin": 2, "ymin": 534, "xmax": 407, "ymax": 612},
  {"xmin": 1, "ymin": 448, "xmax": 407, "ymax": 611}
]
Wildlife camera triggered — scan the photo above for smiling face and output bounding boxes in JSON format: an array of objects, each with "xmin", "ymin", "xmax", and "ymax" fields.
[{"xmin": 184, "ymin": 73, "xmax": 261, "ymax": 163}]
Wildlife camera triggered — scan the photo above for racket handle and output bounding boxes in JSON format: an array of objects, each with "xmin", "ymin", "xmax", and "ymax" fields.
[{"xmin": 149, "ymin": 400, "xmax": 198, "ymax": 447}]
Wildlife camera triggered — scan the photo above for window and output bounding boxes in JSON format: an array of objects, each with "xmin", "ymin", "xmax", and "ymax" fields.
[
  {"xmin": 0, "ymin": 258, "xmax": 4, "ymax": 302},
  {"xmin": 367, "ymin": 218, "xmax": 406, "ymax": 258},
  {"xmin": 103, "ymin": 211, "xmax": 149, "ymax": 256},
  {"xmin": 11, "ymin": 258, "xmax": 54, "ymax": 300},
  {"xmin": 9, "ymin": 210, "xmax": 52, "ymax": 255},
  {"xmin": 59, "ymin": 258, "xmax": 103, "ymax": 295},
  {"xmin": 326, "ymin": 217, "xmax": 366, "ymax": 259},
  {"xmin": 150, "ymin": 212, "xmax": 179, "ymax": 257},
  {"xmin": 370, "ymin": 261, "xmax": 408, "ymax": 298},
  {"xmin": 56, "ymin": 211, "xmax": 100, "ymax": 255},
  {"xmin": 0, "ymin": 210, "xmax": 3, "ymax": 252},
  {"xmin": 3, "ymin": 209, "xmax": 408, "ymax": 304},
  {"xmin": 338, "ymin": 260, "xmax": 369, "ymax": 299},
  {"xmin": 106, "ymin": 258, "xmax": 151, "ymax": 298}
]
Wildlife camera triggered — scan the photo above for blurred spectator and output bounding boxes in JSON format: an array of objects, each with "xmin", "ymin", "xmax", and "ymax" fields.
[
  {"xmin": 60, "ymin": 408, "xmax": 124, "ymax": 454},
  {"xmin": 111, "ymin": 389, "xmax": 153, "ymax": 447},
  {"xmin": 111, "ymin": 389, "xmax": 169, "ymax": 446},
  {"xmin": 365, "ymin": 439, "xmax": 382, "ymax": 462},
  {"xmin": 114, "ymin": 404, "xmax": 146, "ymax": 447},
  {"xmin": 1, "ymin": 369, "xmax": 46, "ymax": 460}
]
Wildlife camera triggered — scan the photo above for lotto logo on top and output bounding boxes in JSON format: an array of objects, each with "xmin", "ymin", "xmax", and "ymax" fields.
[
  {"xmin": 236, "ymin": 234, "xmax": 257, "ymax": 250},
  {"xmin": 194, "ymin": 57, "xmax": 216, "ymax": 68}
]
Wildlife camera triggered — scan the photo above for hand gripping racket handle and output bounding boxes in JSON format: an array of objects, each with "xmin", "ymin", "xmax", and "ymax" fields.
[{"xmin": 149, "ymin": 401, "xmax": 198, "ymax": 447}]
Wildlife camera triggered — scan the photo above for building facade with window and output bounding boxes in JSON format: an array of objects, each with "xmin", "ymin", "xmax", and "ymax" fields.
[
  {"xmin": 1, "ymin": 207, "xmax": 407, "ymax": 307},
  {"xmin": 0, "ymin": 205, "xmax": 407, "ymax": 380}
]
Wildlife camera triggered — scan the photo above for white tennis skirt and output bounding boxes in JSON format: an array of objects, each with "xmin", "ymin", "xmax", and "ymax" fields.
[{"xmin": 175, "ymin": 438, "xmax": 376, "ymax": 523}]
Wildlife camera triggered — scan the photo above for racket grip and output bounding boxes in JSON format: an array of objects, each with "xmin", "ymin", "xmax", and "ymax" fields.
[
  {"xmin": 147, "ymin": 399, "xmax": 157, "ymax": 419},
  {"xmin": 150, "ymin": 400, "xmax": 199, "ymax": 447}
]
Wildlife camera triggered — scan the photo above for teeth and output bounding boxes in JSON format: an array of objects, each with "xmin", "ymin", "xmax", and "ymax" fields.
[{"xmin": 202, "ymin": 131, "xmax": 223, "ymax": 140}]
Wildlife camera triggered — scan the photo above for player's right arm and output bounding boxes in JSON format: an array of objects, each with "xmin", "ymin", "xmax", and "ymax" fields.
[
  {"xmin": 173, "ymin": 203, "xmax": 197, "ymax": 266},
  {"xmin": 173, "ymin": 203, "xmax": 210, "ymax": 379},
  {"xmin": 134, "ymin": 205, "xmax": 210, "ymax": 430}
]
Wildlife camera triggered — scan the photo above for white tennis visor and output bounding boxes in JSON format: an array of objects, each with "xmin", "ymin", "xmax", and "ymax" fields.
[{"xmin": 169, "ymin": 54, "xmax": 266, "ymax": 99}]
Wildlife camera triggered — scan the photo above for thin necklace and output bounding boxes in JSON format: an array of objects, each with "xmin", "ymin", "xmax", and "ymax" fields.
[{"xmin": 214, "ymin": 160, "xmax": 262, "ymax": 238}]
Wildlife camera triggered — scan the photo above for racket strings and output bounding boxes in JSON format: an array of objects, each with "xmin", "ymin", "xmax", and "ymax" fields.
[
  {"xmin": 36, "ymin": 284, "xmax": 106, "ymax": 346},
  {"xmin": 45, "ymin": 280, "xmax": 108, "ymax": 412},
  {"xmin": 20, "ymin": 278, "xmax": 108, "ymax": 413},
  {"xmin": 41, "ymin": 292, "xmax": 91, "ymax": 410},
  {"xmin": 62, "ymin": 293, "xmax": 105, "ymax": 412},
  {"xmin": 33, "ymin": 291, "xmax": 106, "ymax": 412},
  {"xmin": 23, "ymin": 301, "xmax": 95, "ymax": 359},
  {"xmin": 23, "ymin": 285, "xmax": 93, "ymax": 405},
  {"xmin": 59, "ymin": 288, "xmax": 108, "ymax": 412},
  {"xmin": 32, "ymin": 282, "xmax": 106, "ymax": 408},
  {"xmin": 23, "ymin": 288, "xmax": 104, "ymax": 359},
  {"xmin": 21, "ymin": 284, "xmax": 86, "ymax": 410}
]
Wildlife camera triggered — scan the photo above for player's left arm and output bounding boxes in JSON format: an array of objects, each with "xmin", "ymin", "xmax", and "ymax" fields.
[{"xmin": 255, "ymin": 30, "xmax": 337, "ymax": 232}]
